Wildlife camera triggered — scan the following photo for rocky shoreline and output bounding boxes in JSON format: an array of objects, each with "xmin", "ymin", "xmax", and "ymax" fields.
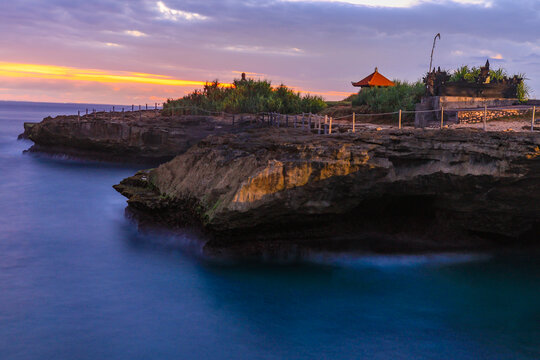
[
  {"xmin": 113, "ymin": 127, "xmax": 540, "ymax": 258},
  {"xmin": 20, "ymin": 111, "xmax": 251, "ymax": 164},
  {"xmin": 20, "ymin": 113, "xmax": 540, "ymax": 258}
]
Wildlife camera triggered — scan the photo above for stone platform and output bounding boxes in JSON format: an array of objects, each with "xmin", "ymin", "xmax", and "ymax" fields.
[{"xmin": 414, "ymin": 96, "xmax": 519, "ymax": 128}]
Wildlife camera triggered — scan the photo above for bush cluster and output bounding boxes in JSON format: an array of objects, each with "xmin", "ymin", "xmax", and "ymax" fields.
[
  {"xmin": 449, "ymin": 65, "xmax": 529, "ymax": 101},
  {"xmin": 163, "ymin": 78, "xmax": 327, "ymax": 115},
  {"xmin": 350, "ymin": 80, "xmax": 425, "ymax": 113}
]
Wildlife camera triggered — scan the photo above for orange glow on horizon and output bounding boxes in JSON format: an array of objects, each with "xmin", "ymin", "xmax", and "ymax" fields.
[
  {"xmin": 0, "ymin": 62, "xmax": 354, "ymax": 102},
  {"xmin": 0, "ymin": 62, "xmax": 234, "ymax": 88}
]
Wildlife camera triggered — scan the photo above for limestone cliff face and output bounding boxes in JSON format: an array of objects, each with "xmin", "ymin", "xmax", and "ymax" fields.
[
  {"xmin": 22, "ymin": 112, "xmax": 240, "ymax": 162},
  {"xmin": 115, "ymin": 128, "xmax": 540, "ymax": 254}
]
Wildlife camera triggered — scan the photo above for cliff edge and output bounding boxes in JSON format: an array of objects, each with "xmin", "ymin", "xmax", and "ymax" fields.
[
  {"xmin": 114, "ymin": 127, "xmax": 540, "ymax": 257},
  {"xmin": 21, "ymin": 111, "xmax": 248, "ymax": 163}
]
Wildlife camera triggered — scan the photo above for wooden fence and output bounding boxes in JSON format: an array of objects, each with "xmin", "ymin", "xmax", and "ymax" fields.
[{"xmin": 73, "ymin": 103, "xmax": 539, "ymax": 133}]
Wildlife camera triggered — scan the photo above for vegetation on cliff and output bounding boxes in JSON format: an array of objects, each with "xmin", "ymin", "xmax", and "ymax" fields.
[
  {"xmin": 163, "ymin": 78, "xmax": 327, "ymax": 115},
  {"xmin": 350, "ymin": 80, "xmax": 425, "ymax": 113},
  {"xmin": 448, "ymin": 65, "xmax": 530, "ymax": 101}
]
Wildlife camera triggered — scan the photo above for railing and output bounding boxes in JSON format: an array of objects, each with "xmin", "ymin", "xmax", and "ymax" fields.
[{"xmin": 72, "ymin": 103, "xmax": 539, "ymax": 133}]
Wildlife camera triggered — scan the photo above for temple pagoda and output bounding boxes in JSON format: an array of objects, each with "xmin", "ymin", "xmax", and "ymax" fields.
[{"xmin": 352, "ymin": 67, "xmax": 395, "ymax": 88}]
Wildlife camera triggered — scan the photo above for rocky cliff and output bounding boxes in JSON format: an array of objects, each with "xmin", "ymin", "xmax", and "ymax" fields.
[
  {"xmin": 21, "ymin": 111, "xmax": 246, "ymax": 163},
  {"xmin": 114, "ymin": 128, "xmax": 540, "ymax": 257}
]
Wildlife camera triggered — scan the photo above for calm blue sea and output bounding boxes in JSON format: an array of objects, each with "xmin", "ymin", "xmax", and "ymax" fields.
[{"xmin": 0, "ymin": 100, "xmax": 539, "ymax": 360}]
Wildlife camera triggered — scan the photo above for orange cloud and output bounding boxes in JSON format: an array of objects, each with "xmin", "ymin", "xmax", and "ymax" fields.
[
  {"xmin": 0, "ymin": 62, "xmax": 354, "ymax": 102},
  {"xmin": 0, "ymin": 62, "xmax": 234, "ymax": 88}
]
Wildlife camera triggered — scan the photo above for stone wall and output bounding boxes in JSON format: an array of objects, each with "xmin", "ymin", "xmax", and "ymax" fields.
[
  {"xmin": 415, "ymin": 96, "xmax": 519, "ymax": 128},
  {"xmin": 457, "ymin": 108, "xmax": 529, "ymax": 124}
]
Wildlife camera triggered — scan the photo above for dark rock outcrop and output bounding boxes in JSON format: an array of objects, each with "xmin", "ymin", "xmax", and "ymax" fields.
[
  {"xmin": 21, "ymin": 111, "xmax": 247, "ymax": 163},
  {"xmin": 114, "ymin": 128, "xmax": 540, "ymax": 257}
]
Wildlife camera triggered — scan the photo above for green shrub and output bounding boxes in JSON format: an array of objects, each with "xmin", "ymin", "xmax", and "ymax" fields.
[
  {"xmin": 448, "ymin": 66, "xmax": 529, "ymax": 101},
  {"xmin": 489, "ymin": 68, "xmax": 507, "ymax": 82},
  {"xmin": 163, "ymin": 78, "xmax": 327, "ymax": 115},
  {"xmin": 351, "ymin": 80, "xmax": 425, "ymax": 113},
  {"xmin": 516, "ymin": 74, "xmax": 530, "ymax": 102}
]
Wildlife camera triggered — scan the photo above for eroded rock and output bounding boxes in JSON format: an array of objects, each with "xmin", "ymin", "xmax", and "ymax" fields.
[
  {"xmin": 114, "ymin": 128, "xmax": 540, "ymax": 256},
  {"xmin": 21, "ymin": 112, "xmax": 248, "ymax": 163}
]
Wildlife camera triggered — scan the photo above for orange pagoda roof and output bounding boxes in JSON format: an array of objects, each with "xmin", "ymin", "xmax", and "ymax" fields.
[{"xmin": 352, "ymin": 67, "xmax": 395, "ymax": 87}]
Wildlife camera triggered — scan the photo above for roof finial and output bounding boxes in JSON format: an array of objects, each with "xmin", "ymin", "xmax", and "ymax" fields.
[{"xmin": 375, "ymin": 67, "xmax": 378, "ymax": 73}]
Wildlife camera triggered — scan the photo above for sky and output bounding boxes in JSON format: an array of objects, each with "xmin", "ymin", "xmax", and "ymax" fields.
[{"xmin": 0, "ymin": 0, "xmax": 538, "ymax": 104}]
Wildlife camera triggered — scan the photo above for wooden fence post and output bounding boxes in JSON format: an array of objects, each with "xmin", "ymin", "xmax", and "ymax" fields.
[
  {"xmin": 145, "ymin": 104, "xmax": 148, "ymax": 110},
  {"xmin": 441, "ymin": 106, "xmax": 444, "ymax": 129},
  {"xmin": 532, "ymin": 106, "xmax": 536, "ymax": 131},
  {"xmin": 77, "ymin": 110, "xmax": 80, "ymax": 121},
  {"xmin": 352, "ymin": 112, "xmax": 356, "ymax": 133},
  {"xmin": 398, "ymin": 110, "xmax": 402, "ymax": 130},
  {"xmin": 131, "ymin": 105, "xmax": 134, "ymax": 112},
  {"xmin": 483, "ymin": 105, "xmax": 487, "ymax": 131},
  {"xmin": 329, "ymin": 117, "xmax": 333, "ymax": 134}
]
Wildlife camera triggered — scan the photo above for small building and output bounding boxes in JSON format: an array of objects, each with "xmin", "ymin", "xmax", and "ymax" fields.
[{"xmin": 352, "ymin": 67, "xmax": 395, "ymax": 88}]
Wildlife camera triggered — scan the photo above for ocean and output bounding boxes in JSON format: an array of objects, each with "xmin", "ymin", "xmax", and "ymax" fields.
[{"xmin": 0, "ymin": 100, "xmax": 539, "ymax": 359}]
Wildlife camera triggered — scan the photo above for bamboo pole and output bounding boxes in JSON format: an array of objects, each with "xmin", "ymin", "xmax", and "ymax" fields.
[
  {"xmin": 353, "ymin": 112, "xmax": 356, "ymax": 133},
  {"xmin": 398, "ymin": 110, "xmax": 402, "ymax": 130}
]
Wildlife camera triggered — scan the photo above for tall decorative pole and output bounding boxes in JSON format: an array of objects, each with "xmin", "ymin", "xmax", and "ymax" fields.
[{"xmin": 429, "ymin": 33, "xmax": 441, "ymax": 74}]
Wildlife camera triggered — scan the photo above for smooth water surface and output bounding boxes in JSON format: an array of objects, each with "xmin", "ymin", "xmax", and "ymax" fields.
[{"xmin": 0, "ymin": 101, "xmax": 539, "ymax": 360}]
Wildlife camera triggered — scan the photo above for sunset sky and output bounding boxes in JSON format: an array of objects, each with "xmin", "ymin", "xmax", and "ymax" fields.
[{"xmin": 0, "ymin": 0, "xmax": 538, "ymax": 104}]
